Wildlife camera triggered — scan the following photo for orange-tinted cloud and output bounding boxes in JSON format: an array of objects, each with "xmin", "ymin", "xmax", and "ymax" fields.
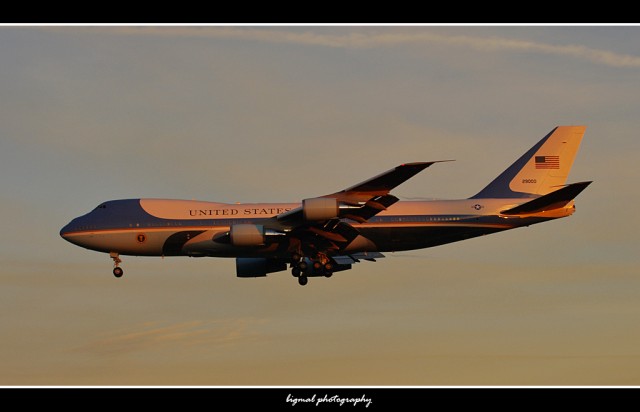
[
  {"xmin": 75, "ymin": 26, "xmax": 640, "ymax": 68},
  {"xmin": 75, "ymin": 318, "xmax": 265, "ymax": 356}
]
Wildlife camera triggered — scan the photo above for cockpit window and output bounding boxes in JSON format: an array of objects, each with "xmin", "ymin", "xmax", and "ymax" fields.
[{"xmin": 96, "ymin": 204, "xmax": 107, "ymax": 209}]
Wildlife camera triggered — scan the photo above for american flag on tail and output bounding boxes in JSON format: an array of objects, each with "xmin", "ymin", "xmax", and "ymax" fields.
[{"xmin": 535, "ymin": 155, "xmax": 560, "ymax": 169}]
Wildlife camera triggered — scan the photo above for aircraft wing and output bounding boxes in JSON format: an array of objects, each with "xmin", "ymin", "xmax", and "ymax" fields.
[
  {"xmin": 329, "ymin": 162, "xmax": 442, "ymax": 201},
  {"xmin": 276, "ymin": 161, "xmax": 443, "ymax": 226},
  {"xmin": 267, "ymin": 162, "xmax": 444, "ymax": 254}
]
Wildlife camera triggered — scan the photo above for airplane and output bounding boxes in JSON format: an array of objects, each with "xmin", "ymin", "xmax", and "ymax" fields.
[{"xmin": 60, "ymin": 126, "xmax": 591, "ymax": 286}]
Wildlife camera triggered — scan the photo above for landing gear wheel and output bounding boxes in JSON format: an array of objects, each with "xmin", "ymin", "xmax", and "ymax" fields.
[
  {"xmin": 323, "ymin": 262, "xmax": 333, "ymax": 277},
  {"xmin": 298, "ymin": 276, "xmax": 308, "ymax": 286},
  {"xmin": 291, "ymin": 267, "xmax": 301, "ymax": 277},
  {"xmin": 312, "ymin": 260, "xmax": 323, "ymax": 274},
  {"xmin": 110, "ymin": 252, "xmax": 123, "ymax": 278}
]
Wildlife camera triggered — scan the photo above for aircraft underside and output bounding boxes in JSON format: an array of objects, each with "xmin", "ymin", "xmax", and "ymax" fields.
[
  {"xmin": 168, "ymin": 223, "xmax": 516, "ymax": 259},
  {"xmin": 229, "ymin": 224, "xmax": 514, "ymax": 285},
  {"xmin": 169, "ymin": 223, "xmax": 528, "ymax": 285}
]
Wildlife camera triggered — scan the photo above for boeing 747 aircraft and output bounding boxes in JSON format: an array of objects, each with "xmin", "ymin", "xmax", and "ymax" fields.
[{"xmin": 60, "ymin": 126, "xmax": 591, "ymax": 285}]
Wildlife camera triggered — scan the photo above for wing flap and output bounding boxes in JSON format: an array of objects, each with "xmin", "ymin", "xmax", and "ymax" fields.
[
  {"xmin": 332, "ymin": 252, "xmax": 385, "ymax": 265},
  {"xmin": 333, "ymin": 256, "xmax": 357, "ymax": 265},
  {"xmin": 350, "ymin": 252, "xmax": 385, "ymax": 261},
  {"xmin": 341, "ymin": 194, "xmax": 399, "ymax": 223},
  {"xmin": 307, "ymin": 226, "xmax": 348, "ymax": 243}
]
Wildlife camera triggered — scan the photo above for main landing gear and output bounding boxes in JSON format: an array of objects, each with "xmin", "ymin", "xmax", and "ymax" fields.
[
  {"xmin": 110, "ymin": 252, "xmax": 124, "ymax": 278},
  {"xmin": 290, "ymin": 252, "xmax": 334, "ymax": 286}
]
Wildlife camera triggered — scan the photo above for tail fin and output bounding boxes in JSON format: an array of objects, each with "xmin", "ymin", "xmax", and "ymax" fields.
[{"xmin": 471, "ymin": 126, "xmax": 586, "ymax": 199}]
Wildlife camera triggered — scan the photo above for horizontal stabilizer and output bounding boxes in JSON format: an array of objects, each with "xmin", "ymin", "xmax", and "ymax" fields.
[{"xmin": 500, "ymin": 181, "xmax": 592, "ymax": 215}]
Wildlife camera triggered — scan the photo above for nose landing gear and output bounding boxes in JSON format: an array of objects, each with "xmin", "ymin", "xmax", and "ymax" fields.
[{"xmin": 110, "ymin": 252, "xmax": 123, "ymax": 278}]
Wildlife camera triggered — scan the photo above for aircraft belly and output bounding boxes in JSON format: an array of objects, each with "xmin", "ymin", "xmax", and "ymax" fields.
[{"xmin": 358, "ymin": 225, "xmax": 506, "ymax": 251}]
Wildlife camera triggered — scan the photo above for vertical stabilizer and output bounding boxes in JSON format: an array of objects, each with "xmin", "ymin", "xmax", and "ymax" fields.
[{"xmin": 471, "ymin": 126, "xmax": 586, "ymax": 199}]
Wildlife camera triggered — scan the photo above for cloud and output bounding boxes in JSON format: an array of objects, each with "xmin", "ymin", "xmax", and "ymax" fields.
[
  {"xmin": 82, "ymin": 26, "xmax": 640, "ymax": 69},
  {"xmin": 76, "ymin": 318, "xmax": 264, "ymax": 356}
]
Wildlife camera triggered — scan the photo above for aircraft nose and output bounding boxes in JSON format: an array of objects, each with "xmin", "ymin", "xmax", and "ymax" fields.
[
  {"xmin": 60, "ymin": 221, "xmax": 72, "ymax": 239},
  {"xmin": 60, "ymin": 218, "xmax": 86, "ymax": 248},
  {"xmin": 60, "ymin": 218, "xmax": 80, "ymax": 240}
]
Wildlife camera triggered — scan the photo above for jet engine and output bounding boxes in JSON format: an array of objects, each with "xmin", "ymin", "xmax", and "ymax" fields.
[
  {"xmin": 302, "ymin": 197, "xmax": 339, "ymax": 221},
  {"xmin": 229, "ymin": 224, "xmax": 285, "ymax": 247},
  {"xmin": 229, "ymin": 224, "xmax": 265, "ymax": 246}
]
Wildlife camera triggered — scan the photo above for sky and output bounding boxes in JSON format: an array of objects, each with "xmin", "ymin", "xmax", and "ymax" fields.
[{"xmin": 1, "ymin": 25, "xmax": 639, "ymax": 386}]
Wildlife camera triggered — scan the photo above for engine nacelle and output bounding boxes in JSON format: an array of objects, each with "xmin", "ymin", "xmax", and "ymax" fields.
[
  {"xmin": 236, "ymin": 258, "xmax": 287, "ymax": 277},
  {"xmin": 229, "ymin": 224, "xmax": 265, "ymax": 247},
  {"xmin": 302, "ymin": 197, "xmax": 339, "ymax": 221}
]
